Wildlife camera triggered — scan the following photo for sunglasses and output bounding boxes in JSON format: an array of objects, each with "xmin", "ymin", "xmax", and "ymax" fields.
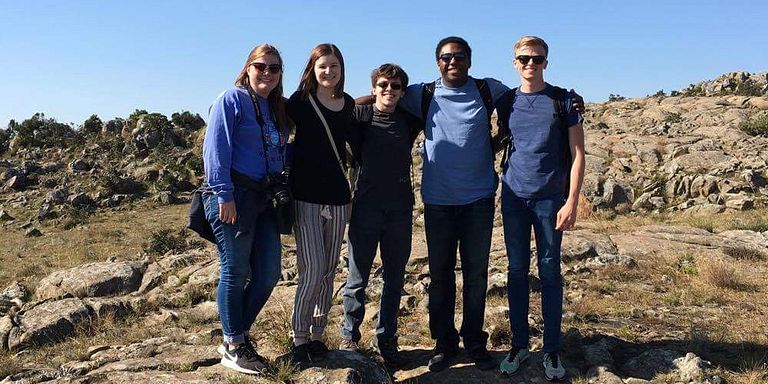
[
  {"xmin": 516, "ymin": 55, "xmax": 546, "ymax": 65},
  {"xmin": 438, "ymin": 52, "xmax": 467, "ymax": 63},
  {"xmin": 250, "ymin": 62, "xmax": 282, "ymax": 74},
  {"xmin": 376, "ymin": 81, "xmax": 403, "ymax": 90}
]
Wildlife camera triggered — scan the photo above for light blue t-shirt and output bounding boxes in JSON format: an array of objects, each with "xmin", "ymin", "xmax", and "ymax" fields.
[
  {"xmin": 400, "ymin": 77, "xmax": 509, "ymax": 205},
  {"xmin": 501, "ymin": 84, "xmax": 583, "ymax": 199}
]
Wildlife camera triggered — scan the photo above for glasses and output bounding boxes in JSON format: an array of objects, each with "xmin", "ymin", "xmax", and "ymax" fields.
[
  {"xmin": 375, "ymin": 81, "xmax": 403, "ymax": 90},
  {"xmin": 438, "ymin": 52, "xmax": 467, "ymax": 63},
  {"xmin": 250, "ymin": 62, "xmax": 282, "ymax": 74},
  {"xmin": 516, "ymin": 55, "xmax": 546, "ymax": 65}
]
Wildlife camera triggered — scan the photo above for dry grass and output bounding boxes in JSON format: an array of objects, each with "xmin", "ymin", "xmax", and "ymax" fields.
[
  {"xmin": 700, "ymin": 259, "xmax": 751, "ymax": 291},
  {"xmin": 0, "ymin": 203, "xmax": 194, "ymax": 290}
]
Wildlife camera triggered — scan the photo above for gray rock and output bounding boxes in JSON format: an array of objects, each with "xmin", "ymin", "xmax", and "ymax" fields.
[
  {"xmin": 8, "ymin": 298, "xmax": 92, "ymax": 350},
  {"xmin": 25, "ymin": 227, "xmax": 42, "ymax": 237},
  {"xmin": 0, "ymin": 315, "xmax": 13, "ymax": 351},
  {"xmin": 84, "ymin": 296, "xmax": 135, "ymax": 318},
  {"xmin": 674, "ymin": 352, "xmax": 710, "ymax": 381},
  {"xmin": 684, "ymin": 204, "xmax": 725, "ymax": 216},
  {"xmin": 586, "ymin": 365, "xmax": 623, "ymax": 384},
  {"xmin": 724, "ymin": 194, "xmax": 754, "ymax": 210},
  {"xmin": 583, "ymin": 338, "xmax": 615, "ymax": 368},
  {"xmin": 621, "ymin": 349, "xmax": 683, "ymax": 380},
  {"xmin": 293, "ymin": 350, "xmax": 393, "ymax": 384},
  {"xmin": 70, "ymin": 192, "xmax": 95, "ymax": 208},
  {"xmin": 35, "ymin": 260, "xmax": 147, "ymax": 300},
  {"xmin": 4, "ymin": 175, "xmax": 26, "ymax": 191},
  {"xmin": 69, "ymin": 159, "xmax": 93, "ymax": 172},
  {"xmin": 46, "ymin": 185, "xmax": 69, "ymax": 204},
  {"xmin": 84, "ymin": 371, "xmax": 211, "ymax": 384},
  {"xmin": 0, "ymin": 209, "xmax": 16, "ymax": 221},
  {"xmin": 583, "ymin": 254, "xmax": 637, "ymax": 269}
]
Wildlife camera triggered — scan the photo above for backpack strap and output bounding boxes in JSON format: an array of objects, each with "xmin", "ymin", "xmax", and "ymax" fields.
[
  {"xmin": 473, "ymin": 78, "xmax": 494, "ymax": 129},
  {"xmin": 549, "ymin": 85, "xmax": 573, "ymax": 196},
  {"xmin": 496, "ymin": 88, "xmax": 516, "ymax": 170},
  {"xmin": 420, "ymin": 82, "xmax": 436, "ymax": 122}
]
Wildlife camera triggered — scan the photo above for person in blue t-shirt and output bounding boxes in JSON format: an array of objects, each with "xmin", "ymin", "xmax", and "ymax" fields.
[
  {"xmin": 397, "ymin": 36, "xmax": 509, "ymax": 372},
  {"xmin": 497, "ymin": 36, "xmax": 585, "ymax": 382},
  {"xmin": 202, "ymin": 44, "xmax": 289, "ymax": 375}
]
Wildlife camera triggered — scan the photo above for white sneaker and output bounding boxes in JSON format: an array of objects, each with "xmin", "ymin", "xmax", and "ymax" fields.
[
  {"xmin": 499, "ymin": 347, "xmax": 529, "ymax": 375},
  {"xmin": 543, "ymin": 352, "xmax": 566, "ymax": 381},
  {"xmin": 220, "ymin": 343, "xmax": 267, "ymax": 375}
]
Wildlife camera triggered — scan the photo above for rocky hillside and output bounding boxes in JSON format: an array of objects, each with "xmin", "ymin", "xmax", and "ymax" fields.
[{"xmin": 1, "ymin": 73, "xmax": 768, "ymax": 384}]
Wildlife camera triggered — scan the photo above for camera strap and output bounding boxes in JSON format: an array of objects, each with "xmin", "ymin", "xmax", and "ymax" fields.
[{"xmin": 245, "ymin": 86, "xmax": 285, "ymax": 176}]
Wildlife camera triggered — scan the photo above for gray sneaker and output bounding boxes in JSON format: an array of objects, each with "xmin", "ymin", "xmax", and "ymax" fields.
[
  {"xmin": 499, "ymin": 346, "xmax": 529, "ymax": 375},
  {"xmin": 543, "ymin": 352, "xmax": 566, "ymax": 381},
  {"xmin": 220, "ymin": 343, "xmax": 267, "ymax": 375}
]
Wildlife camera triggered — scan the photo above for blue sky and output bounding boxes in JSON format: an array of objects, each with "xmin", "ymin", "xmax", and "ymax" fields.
[{"xmin": 1, "ymin": 0, "xmax": 766, "ymax": 127}]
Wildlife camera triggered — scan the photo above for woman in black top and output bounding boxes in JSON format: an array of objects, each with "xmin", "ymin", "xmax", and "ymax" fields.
[{"xmin": 286, "ymin": 43, "xmax": 354, "ymax": 364}]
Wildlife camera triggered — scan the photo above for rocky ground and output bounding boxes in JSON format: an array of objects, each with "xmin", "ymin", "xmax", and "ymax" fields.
[{"xmin": 1, "ymin": 72, "xmax": 767, "ymax": 383}]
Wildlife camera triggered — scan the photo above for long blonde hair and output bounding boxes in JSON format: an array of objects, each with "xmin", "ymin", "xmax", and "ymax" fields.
[{"xmin": 234, "ymin": 44, "xmax": 289, "ymax": 134}]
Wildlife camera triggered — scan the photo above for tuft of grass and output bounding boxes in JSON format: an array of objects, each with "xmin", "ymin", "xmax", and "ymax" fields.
[
  {"xmin": 255, "ymin": 302, "xmax": 294, "ymax": 353},
  {"xmin": 701, "ymin": 260, "xmax": 750, "ymax": 291},
  {"xmin": 266, "ymin": 359, "xmax": 299, "ymax": 383},
  {"xmin": 675, "ymin": 253, "xmax": 698, "ymax": 275},
  {"xmin": 0, "ymin": 352, "xmax": 24, "ymax": 380},
  {"xmin": 143, "ymin": 228, "xmax": 192, "ymax": 256},
  {"xmin": 723, "ymin": 246, "xmax": 766, "ymax": 261}
]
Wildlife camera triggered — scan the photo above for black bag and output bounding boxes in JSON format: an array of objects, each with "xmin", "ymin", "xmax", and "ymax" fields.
[
  {"xmin": 187, "ymin": 189, "xmax": 216, "ymax": 243},
  {"xmin": 274, "ymin": 200, "xmax": 295, "ymax": 235}
]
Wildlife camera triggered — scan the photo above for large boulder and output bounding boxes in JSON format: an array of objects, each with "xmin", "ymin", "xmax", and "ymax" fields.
[
  {"xmin": 0, "ymin": 315, "xmax": 13, "ymax": 351},
  {"xmin": 293, "ymin": 350, "xmax": 393, "ymax": 384},
  {"xmin": 8, "ymin": 298, "xmax": 91, "ymax": 350},
  {"xmin": 35, "ymin": 260, "xmax": 147, "ymax": 301}
]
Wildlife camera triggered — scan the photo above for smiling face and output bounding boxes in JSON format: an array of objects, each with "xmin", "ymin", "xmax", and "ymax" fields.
[
  {"xmin": 437, "ymin": 42, "xmax": 470, "ymax": 88},
  {"xmin": 372, "ymin": 76, "xmax": 403, "ymax": 112},
  {"xmin": 247, "ymin": 53, "xmax": 281, "ymax": 98},
  {"xmin": 314, "ymin": 54, "xmax": 341, "ymax": 91},
  {"xmin": 514, "ymin": 44, "xmax": 548, "ymax": 82}
]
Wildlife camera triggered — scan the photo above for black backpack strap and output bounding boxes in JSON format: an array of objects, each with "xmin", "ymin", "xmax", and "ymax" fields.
[
  {"xmin": 496, "ymin": 88, "xmax": 516, "ymax": 170},
  {"xmin": 549, "ymin": 85, "xmax": 572, "ymax": 196},
  {"xmin": 473, "ymin": 78, "xmax": 494, "ymax": 129},
  {"xmin": 420, "ymin": 82, "xmax": 436, "ymax": 122}
]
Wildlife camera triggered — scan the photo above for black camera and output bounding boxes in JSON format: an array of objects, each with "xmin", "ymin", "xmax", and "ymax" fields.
[{"xmin": 264, "ymin": 170, "xmax": 291, "ymax": 206}]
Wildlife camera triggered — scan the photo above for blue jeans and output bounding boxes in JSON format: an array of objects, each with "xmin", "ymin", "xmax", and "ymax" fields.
[
  {"xmin": 501, "ymin": 186, "xmax": 564, "ymax": 353},
  {"xmin": 341, "ymin": 204, "xmax": 412, "ymax": 342},
  {"xmin": 425, "ymin": 197, "xmax": 494, "ymax": 354},
  {"xmin": 204, "ymin": 191, "xmax": 282, "ymax": 344}
]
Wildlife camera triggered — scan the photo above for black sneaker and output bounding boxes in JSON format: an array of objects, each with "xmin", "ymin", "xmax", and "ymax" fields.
[
  {"xmin": 290, "ymin": 342, "xmax": 312, "ymax": 365},
  {"xmin": 220, "ymin": 343, "xmax": 267, "ymax": 375},
  {"xmin": 373, "ymin": 337, "xmax": 406, "ymax": 368},
  {"xmin": 308, "ymin": 340, "xmax": 329, "ymax": 357},
  {"xmin": 427, "ymin": 349, "xmax": 458, "ymax": 372},
  {"xmin": 468, "ymin": 347, "xmax": 496, "ymax": 371}
]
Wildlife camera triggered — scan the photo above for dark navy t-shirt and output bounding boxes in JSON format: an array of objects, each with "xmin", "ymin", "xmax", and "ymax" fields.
[{"xmin": 501, "ymin": 84, "xmax": 583, "ymax": 198}]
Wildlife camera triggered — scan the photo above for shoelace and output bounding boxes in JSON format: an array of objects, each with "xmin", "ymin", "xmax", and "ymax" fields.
[
  {"xmin": 237, "ymin": 342, "xmax": 260, "ymax": 360},
  {"xmin": 545, "ymin": 353, "xmax": 560, "ymax": 368}
]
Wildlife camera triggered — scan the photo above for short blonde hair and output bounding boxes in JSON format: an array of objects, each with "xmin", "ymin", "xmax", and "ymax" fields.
[{"xmin": 514, "ymin": 36, "xmax": 549, "ymax": 57}]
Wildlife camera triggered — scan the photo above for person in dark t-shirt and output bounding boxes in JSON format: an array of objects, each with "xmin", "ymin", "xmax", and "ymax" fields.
[
  {"xmin": 497, "ymin": 36, "xmax": 585, "ymax": 381},
  {"xmin": 338, "ymin": 64, "xmax": 421, "ymax": 368}
]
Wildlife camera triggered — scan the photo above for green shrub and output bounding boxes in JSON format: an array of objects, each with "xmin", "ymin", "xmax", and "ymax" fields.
[
  {"xmin": 663, "ymin": 112, "xmax": 682, "ymax": 123},
  {"xmin": 12, "ymin": 113, "xmax": 79, "ymax": 149},
  {"xmin": 739, "ymin": 113, "xmax": 768, "ymax": 137},
  {"xmin": 608, "ymin": 94, "xmax": 625, "ymax": 102},
  {"xmin": 81, "ymin": 114, "xmax": 103, "ymax": 136},
  {"xmin": 171, "ymin": 111, "xmax": 205, "ymax": 131},
  {"xmin": 143, "ymin": 228, "xmax": 191, "ymax": 256}
]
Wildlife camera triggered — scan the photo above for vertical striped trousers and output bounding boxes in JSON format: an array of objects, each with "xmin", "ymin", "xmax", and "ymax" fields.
[{"xmin": 290, "ymin": 200, "xmax": 349, "ymax": 345}]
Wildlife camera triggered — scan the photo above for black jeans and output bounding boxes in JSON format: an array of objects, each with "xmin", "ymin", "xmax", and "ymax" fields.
[
  {"xmin": 341, "ymin": 203, "xmax": 412, "ymax": 342},
  {"xmin": 425, "ymin": 197, "xmax": 494, "ymax": 354}
]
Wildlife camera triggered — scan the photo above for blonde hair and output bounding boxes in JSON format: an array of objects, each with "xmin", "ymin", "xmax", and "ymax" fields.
[
  {"xmin": 514, "ymin": 36, "xmax": 549, "ymax": 57},
  {"xmin": 233, "ymin": 44, "xmax": 289, "ymax": 134}
]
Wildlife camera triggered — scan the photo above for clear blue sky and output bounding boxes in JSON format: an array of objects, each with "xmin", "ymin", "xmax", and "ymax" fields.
[{"xmin": 1, "ymin": 0, "xmax": 766, "ymax": 127}]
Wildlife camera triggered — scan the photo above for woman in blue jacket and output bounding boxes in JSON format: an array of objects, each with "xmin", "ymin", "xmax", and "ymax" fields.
[{"xmin": 202, "ymin": 43, "xmax": 289, "ymax": 375}]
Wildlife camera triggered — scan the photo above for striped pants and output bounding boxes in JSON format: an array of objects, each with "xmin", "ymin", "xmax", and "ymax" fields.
[{"xmin": 291, "ymin": 200, "xmax": 349, "ymax": 345}]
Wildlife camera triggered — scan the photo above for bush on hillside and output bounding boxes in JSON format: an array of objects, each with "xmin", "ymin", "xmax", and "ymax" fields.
[
  {"xmin": 127, "ymin": 109, "xmax": 149, "ymax": 129},
  {"xmin": 144, "ymin": 228, "xmax": 191, "ymax": 256},
  {"xmin": 608, "ymin": 94, "xmax": 625, "ymax": 102},
  {"xmin": 171, "ymin": 111, "xmax": 205, "ymax": 131},
  {"xmin": 12, "ymin": 113, "xmax": 79, "ymax": 149},
  {"xmin": 81, "ymin": 114, "xmax": 103, "ymax": 136},
  {"xmin": 739, "ymin": 112, "xmax": 768, "ymax": 137}
]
